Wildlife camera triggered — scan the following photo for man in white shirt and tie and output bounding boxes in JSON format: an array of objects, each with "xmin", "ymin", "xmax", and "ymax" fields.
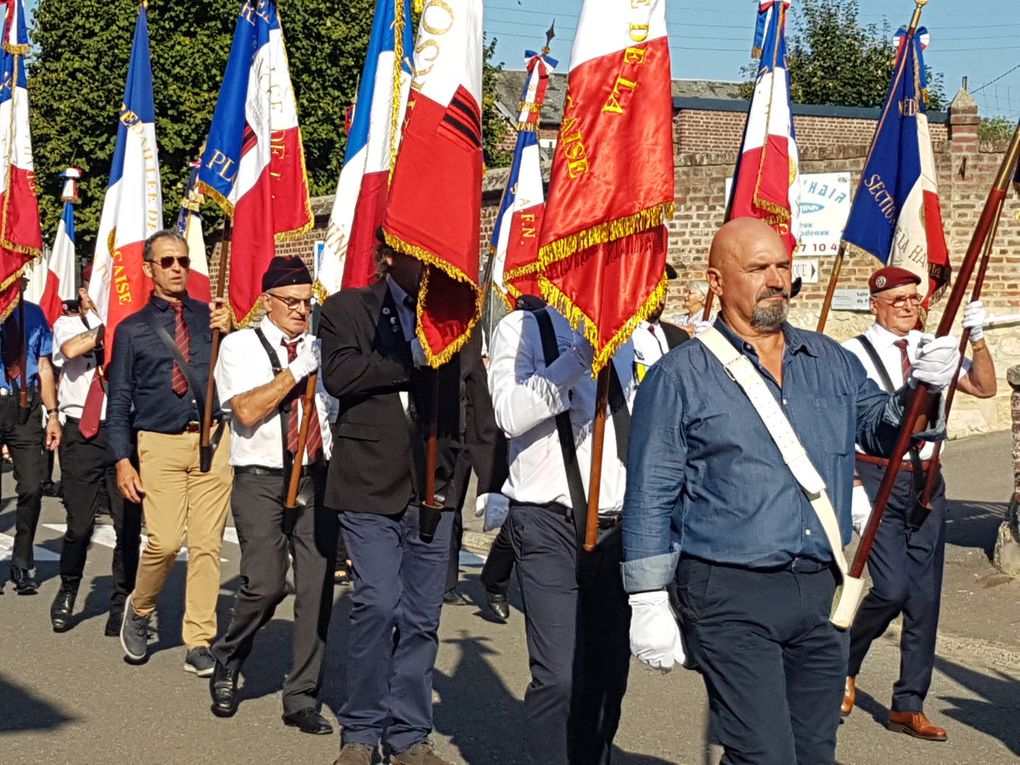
[
  {"xmin": 840, "ymin": 266, "xmax": 996, "ymax": 741},
  {"xmin": 631, "ymin": 265, "xmax": 689, "ymax": 383},
  {"xmin": 488, "ymin": 302, "xmax": 636, "ymax": 765},
  {"xmin": 207, "ymin": 257, "xmax": 338, "ymax": 736}
]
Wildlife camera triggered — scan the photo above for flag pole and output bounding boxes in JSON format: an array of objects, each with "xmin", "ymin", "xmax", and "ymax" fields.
[
  {"xmin": 200, "ymin": 217, "xmax": 232, "ymax": 473},
  {"xmin": 849, "ymin": 120, "xmax": 1020, "ymax": 587},
  {"xmin": 816, "ymin": 0, "xmax": 928, "ymax": 333},
  {"xmin": 285, "ymin": 299, "xmax": 320, "ymax": 511},
  {"xmin": 918, "ymin": 146, "xmax": 1016, "ymax": 510},
  {"xmin": 583, "ymin": 366, "xmax": 611, "ymax": 551},
  {"xmin": 17, "ymin": 279, "xmax": 27, "ymax": 412}
]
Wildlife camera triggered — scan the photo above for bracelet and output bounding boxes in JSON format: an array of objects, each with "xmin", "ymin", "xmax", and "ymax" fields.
[{"xmin": 46, "ymin": 410, "xmax": 59, "ymax": 418}]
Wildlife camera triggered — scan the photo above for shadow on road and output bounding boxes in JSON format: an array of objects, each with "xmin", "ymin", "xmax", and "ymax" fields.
[
  {"xmin": 945, "ymin": 499, "xmax": 1008, "ymax": 558},
  {"xmin": 934, "ymin": 656, "xmax": 1020, "ymax": 755},
  {"xmin": 0, "ymin": 677, "xmax": 77, "ymax": 733}
]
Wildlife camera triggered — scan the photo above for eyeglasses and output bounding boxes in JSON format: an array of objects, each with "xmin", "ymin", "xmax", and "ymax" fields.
[
  {"xmin": 267, "ymin": 293, "xmax": 313, "ymax": 311},
  {"xmin": 148, "ymin": 255, "xmax": 191, "ymax": 270},
  {"xmin": 874, "ymin": 294, "xmax": 923, "ymax": 308}
]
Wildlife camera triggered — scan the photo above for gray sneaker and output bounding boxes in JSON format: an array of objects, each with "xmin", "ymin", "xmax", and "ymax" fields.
[
  {"xmin": 184, "ymin": 646, "xmax": 216, "ymax": 677},
  {"xmin": 120, "ymin": 593, "xmax": 150, "ymax": 663},
  {"xmin": 333, "ymin": 742, "xmax": 375, "ymax": 765}
]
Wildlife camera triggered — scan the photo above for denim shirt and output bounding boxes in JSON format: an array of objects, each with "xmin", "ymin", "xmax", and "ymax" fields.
[{"xmin": 620, "ymin": 318, "xmax": 922, "ymax": 593}]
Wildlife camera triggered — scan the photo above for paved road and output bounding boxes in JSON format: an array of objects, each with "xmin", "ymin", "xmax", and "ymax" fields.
[{"xmin": 1, "ymin": 431, "xmax": 1019, "ymax": 764}]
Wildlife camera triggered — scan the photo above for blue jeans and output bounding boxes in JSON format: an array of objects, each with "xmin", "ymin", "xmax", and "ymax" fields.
[{"xmin": 338, "ymin": 506, "xmax": 454, "ymax": 752}]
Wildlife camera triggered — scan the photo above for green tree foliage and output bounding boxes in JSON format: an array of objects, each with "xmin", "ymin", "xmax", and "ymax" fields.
[
  {"xmin": 978, "ymin": 116, "xmax": 1016, "ymax": 142},
  {"xmin": 482, "ymin": 35, "xmax": 511, "ymax": 167},
  {"xmin": 739, "ymin": 0, "xmax": 945, "ymax": 111},
  {"xmin": 28, "ymin": 0, "xmax": 372, "ymax": 253}
]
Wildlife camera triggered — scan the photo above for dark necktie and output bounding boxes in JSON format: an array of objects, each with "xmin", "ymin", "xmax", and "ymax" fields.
[
  {"xmin": 170, "ymin": 302, "xmax": 190, "ymax": 396},
  {"xmin": 894, "ymin": 338, "xmax": 911, "ymax": 385},
  {"xmin": 282, "ymin": 338, "xmax": 323, "ymax": 462}
]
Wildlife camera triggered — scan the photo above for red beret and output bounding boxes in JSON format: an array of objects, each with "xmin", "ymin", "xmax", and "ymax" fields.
[
  {"xmin": 262, "ymin": 256, "xmax": 312, "ymax": 291},
  {"xmin": 868, "ymin": 266, "xmax": 921, "ymax": 295}
]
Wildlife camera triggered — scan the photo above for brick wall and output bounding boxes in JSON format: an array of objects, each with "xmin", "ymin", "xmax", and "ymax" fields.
[{"xmin": 258, "ymin": 92, "xmax": 1018, "ymax": 436}]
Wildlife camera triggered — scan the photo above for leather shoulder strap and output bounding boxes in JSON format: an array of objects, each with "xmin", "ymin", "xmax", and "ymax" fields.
[
  {"xmin": 854, "ymin": 334, "xmax": 896, "ymax": 394},
  {"xmin": 142, "ymin": 309, "xmax": 205, "ymax": 421},
  {"xmin": 532, "ymin": 307, "xmax": 588, "ymax": 547},
  {"xmin": 254, "ymin": 326, "xmax": 292, "ymax": 481}
]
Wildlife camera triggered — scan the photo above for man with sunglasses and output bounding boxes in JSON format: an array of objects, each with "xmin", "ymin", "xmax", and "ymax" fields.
[
  {"xmin": 206, "ymin": 256, "xmax": 338, "ymax": 735},
  {"xmin": 106, "ymin": 230, "xmax": 233, "ymax": 675},
  {"xmin": 839, "ymin": 266, "xmax": 996, "ymax": 740}
]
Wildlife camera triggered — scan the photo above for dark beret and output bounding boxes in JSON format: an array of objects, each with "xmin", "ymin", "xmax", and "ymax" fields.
[{"xmin": 262, "ymin": 256, "xmax": 312, "ymax": 292}]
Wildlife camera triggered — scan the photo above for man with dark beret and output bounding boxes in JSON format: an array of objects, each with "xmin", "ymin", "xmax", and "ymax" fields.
[{"xmin": 206, "ymin": 256, "xmax": 339, "ymax": 734}]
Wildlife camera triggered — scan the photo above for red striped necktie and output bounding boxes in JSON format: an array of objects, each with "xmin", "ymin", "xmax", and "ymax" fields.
[
  {"xmin": 894, "ymin": 338, "xmax": 911, "ymax": 385},
  {"xmin": 170, "ymin": 302, "xmax": 190, "ymax": 396},
  {"xmin": 281, "ymin": 339, "xmax": 323, "ymax": 463}
]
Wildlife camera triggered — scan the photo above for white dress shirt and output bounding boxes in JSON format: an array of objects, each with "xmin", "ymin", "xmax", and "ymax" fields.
[
  {"xmin": 53, "ymin": 311, "xmax": 105, "ymax": 420},
  {"xmin": 843, "ymin": 322, "xmax": 968, "ymax": 461},
  {"xmin": 488, "ymin": 307, "xmax": 635, "ymax": 513},
  {"xmin": 632, "ymin": 319, "xmax": 670, "ymax": 381},
  {"xmin": 216, "ymin": 317, "xmax": 337, "ymax": 467}
]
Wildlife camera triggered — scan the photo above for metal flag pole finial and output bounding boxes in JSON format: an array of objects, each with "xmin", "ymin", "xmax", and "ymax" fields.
[{"xmin": 543, "ymin": 22, "xmax": 556, "ymax": 55}]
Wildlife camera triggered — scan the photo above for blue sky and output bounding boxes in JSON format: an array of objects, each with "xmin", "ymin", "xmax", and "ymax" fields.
[{"xmin": 483, "ymin": 0, "xmax": 1020, "ymax": 118}]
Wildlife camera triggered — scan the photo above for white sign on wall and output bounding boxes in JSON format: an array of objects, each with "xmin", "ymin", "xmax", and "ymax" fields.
[
  {"xmin": 792, "ymin": 258, "xmax": 819, "ymax": 284},
  {"xmin": 724, "ymin": 172, "xmax": 852, "ymax": 258},
  {"xmin": 832, "ymin": 288, "xmax": 871, "ymax": 311}
]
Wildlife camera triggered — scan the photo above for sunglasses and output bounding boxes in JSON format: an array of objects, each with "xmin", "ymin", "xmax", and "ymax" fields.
[
  {"xmin": 267, "ymin": 293, "xmax": 313, "ymax": 311},
  {"xmin": 148, "ymin": 255, "xmax": 191, "ymax": 270}
]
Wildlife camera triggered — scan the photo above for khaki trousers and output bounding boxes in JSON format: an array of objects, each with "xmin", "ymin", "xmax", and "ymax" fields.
[{"xmin": 133, "ymin": 428, "xmax": 233, "ymax": 648}]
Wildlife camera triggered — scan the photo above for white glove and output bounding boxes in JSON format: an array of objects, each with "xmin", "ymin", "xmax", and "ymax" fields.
[
  {"xmin": 475, "ymin": 492, "xmax": 511, "ymax": 532},
  {"xmin": 571, "ymin": 329, "xmax": 595, "ymax": 370},
  {"xmin": 628, "ymin": 591, "xmax": 686, "ymax": 672},
  {"xmin": 410, "ymin": 337, "xmax": 429, "ymax": 368},
  {"xmin": 851, "ymin": 483, "xmax": 872, "ymax": 536},
  {"xmin": 962, "ymin": 300, "xmax": 986, "ymax": 343},
  {"xmin": 287, "ymin": 339, "xmax": 321, "ymax": 381},
  {"xmin": 910, "ymin": 333, "xmax": 960, "ymax": 391}
]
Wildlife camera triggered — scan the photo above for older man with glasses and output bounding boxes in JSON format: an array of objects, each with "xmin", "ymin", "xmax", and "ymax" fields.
[
  {"xmin": 839, "ymin": 266, "xmax": 996, "ymax": 740},
  {"xmin": 106, "ymin": 229, "xmax": 233, "ymax": 674}
]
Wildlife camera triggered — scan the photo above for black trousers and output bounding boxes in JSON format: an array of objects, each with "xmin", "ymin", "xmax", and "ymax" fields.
[
  {"xmin": 506, "ymin": 502, "xmax": 631, "ymax": 765},
  {"xmin": 676, "ymin": 557, "xmax": 848, "ymax": 765},
  {"xmin": 1, "ymin": 396, "xmax": 45, "ymax": 570},
  {"xmin": 848, "ymin": 462, "xmax": 947, "ymax": 712},
  {"xmin": 211, "ymin": 470, "xmax": 338, "ymax": 715},
  {"xmin": 480, "ymin": 523, "xmax": 514, "ymax": 595},
  {"xmin": 57, "ymin": 419, "xmax": 141, "ymax": 608},
  {"xmin": 445, "ymin": 450, "xmax": 472, "ymax": 590}
]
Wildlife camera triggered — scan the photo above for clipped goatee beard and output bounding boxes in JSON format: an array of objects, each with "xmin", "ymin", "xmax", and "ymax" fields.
[{"xmin": 751, "ymin": 288, "xmax": 790, "ymax": 330}]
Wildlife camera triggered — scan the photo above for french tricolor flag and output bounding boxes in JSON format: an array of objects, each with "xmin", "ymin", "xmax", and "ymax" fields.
[
  {"xmin": 842, "ymin": 24, "xmax": 950, "ymax": 302},
  {"xmin": 0, "ymin": 0, "xmax": 43, "ymax": 319},
  {"xmin": 35, "ymin": 170, "xmax": 81, "ymax": 325},
  {"xmin": 88, "ymin": 3, "xmax": 163, "ymax": 351},
  {"xmin": 491, "ymin": 48, "xmax": 556, "ymax": 305},
  {"xmin": 199, "ymin": 0, "xmax": 312, "ymax": 326},
  {"xmin": 730, "ymin": 0, "xmax": 801, "ymax": 255},
  {"xmin": 317, "ymin": 0, "xmax": 414, "ymax": 297}
]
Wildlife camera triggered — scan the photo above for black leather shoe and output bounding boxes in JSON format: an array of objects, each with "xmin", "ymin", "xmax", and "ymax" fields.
[
  {"xmin": 50, "ymin": 582, "xmax": 78, "ymax": 632},
  {"xmin": 486, "ymin": 591, "xmax": 510, "ymax": 621},
  {"xmin": 282, "ymin": 707, "xmax": 333, "ymax": 735},
  {"xmin": 9, "ymin": 566, "xmax": 38, "ymax": 595},
  {"xmin": 443, "ymin": 587, "xmax": 469, "ymax": 606},
  {"xmin": 209, "ymin": 660, "xmax": 240, "ymax": 718}
]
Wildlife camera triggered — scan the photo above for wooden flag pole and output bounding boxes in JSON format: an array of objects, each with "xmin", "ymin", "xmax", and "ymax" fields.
[
  {"xmin": 816, "ymin": 0, "xmax": 928, "ymax": 333},
  {"xmin": 583, "ymin": 366, "xmax": 611, "ymax": 552},
  {"xmin": 919, "ymin": 172, "xmax": 1012, "ymax": 509},
  {"xmin": 17, "ymin": 279, "xmax": 27, "ymax": 411},
  {"xmin": 200, "ymin": 217, "xmax": 232, "ymax": 473},
  {"xmin": 850, "ymin": 121, "xmax": 1020, "ymax": 583},
  {"xmin": 284, "ymin": 372, "xmax": 319, "ymax": 510}
]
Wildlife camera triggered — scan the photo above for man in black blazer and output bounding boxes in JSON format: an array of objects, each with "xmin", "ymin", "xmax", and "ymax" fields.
[{"xmin": 319, "ymin": 244, "xmax": 460, "ymax": 765}]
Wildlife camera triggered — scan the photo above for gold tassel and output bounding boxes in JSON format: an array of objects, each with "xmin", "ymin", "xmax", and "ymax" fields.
[
  {"xmin": 413, "ymin": 0, "xmax": 425, "ymax": 15},
  {"xmin": 537, "ymin": 202, "xmax": 675, "ymax": 269}
]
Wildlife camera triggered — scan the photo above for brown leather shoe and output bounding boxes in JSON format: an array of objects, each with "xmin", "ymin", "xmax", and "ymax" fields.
[
  {"xmin": 333, "ymin": 742, "xmax": 374, "ymax": 765},
  {"xmin": 389, "ymin": 740, "xmax": 453, "ymax": 765},
  {"xmin": 841, "ymin": 676, "xmax": 856, "ymax": 717},
  {"xmin": 887, "ymin": 711, "xmax": 948, "ymax": 741}
]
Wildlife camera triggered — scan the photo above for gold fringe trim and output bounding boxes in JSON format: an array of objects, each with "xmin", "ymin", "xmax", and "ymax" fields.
[
  {"xmin": 3, "ymin": 43, "xmax": 29, "ymax": 55},
  {"xmin": 539, "ymin": 272, "xmax": 670, "ymax": 376},
  {"xmin": 0, "ymin": 257, "xmax": 32, "ymax": 297},
  {"xmin": 537, "ymin": 202, "xmax": 674, "ymax": 270},
  {"xmin": 391, "ymin": 0, "xmax": 408, "ymax": 181},
  {"xmin": 413, "ymin": 0, "xmax": 424, "ymax": 15},
  {"xmin": 0, "ymin": 46, "xmax": 42, "ymax": 264},
  {"xmin": 199, "ymin": 182, "xmax": 236, "ymax": 218},
  {"xmin": 0, "ymin": 267, "xmax": 28, "ymax": 323},
  {"xmin": 515, "ymin": 122, "xmax": 538, "ymax": 133},
  {"xmin": 752, "ymin": 195, "xmax": 792, "ymax": 223},
  {"xmin": 229, "ymin": 297, "xmax": 262, "ymax": 330},
  {"xmin": 384, "ymin": 230, "xmax": 483, "ymax": 368},
  {"xmin": 311, "ymin": 280, "xmax": 329, "ymax": 305}
]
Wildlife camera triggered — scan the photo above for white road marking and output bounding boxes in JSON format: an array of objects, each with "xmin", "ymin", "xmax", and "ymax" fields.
[
  {"xmin": 42, "ymin": 523, "xmax": 237, "ymax": 563},
  {"xmin": 0, "ymin": 532, "xmax": 60, "ymax": 563}
]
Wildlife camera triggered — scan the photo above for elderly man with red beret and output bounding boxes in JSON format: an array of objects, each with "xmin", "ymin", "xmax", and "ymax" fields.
[
  {"xmin": 207, "ymin": 256, "xmax": 338, "ymax": 734},
  {"xmin": 840, "ymin": 266, "xmax": 997, "ymax": 740}
]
